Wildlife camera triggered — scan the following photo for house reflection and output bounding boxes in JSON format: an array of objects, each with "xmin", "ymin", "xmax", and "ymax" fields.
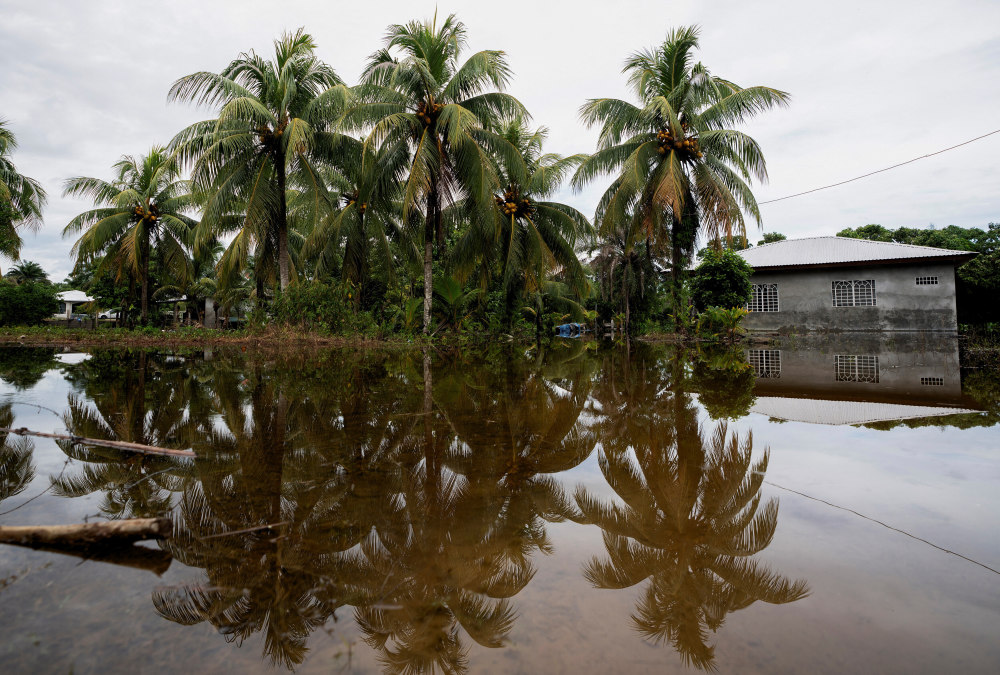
[{"xmin": 747, "ymin": 333, "xmax": 983, "ymax": 425}]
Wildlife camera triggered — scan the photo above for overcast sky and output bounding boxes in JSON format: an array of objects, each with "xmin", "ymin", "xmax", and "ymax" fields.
[{"xmin": 2, "ymin": 0, "xmax": 998, "ymax": 281}]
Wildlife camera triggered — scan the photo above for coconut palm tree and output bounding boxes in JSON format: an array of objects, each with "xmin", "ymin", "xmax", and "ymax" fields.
[
  {"xmin": 302, "ymin": 133, "xmax": 418, "ymax": 292},
  {"xmin": 169, "ymin": 29, "xmax": 348, "ymax": 292},
  {"xmin": 572, "ymin": 26, "xmax": 789, "ymax": 316},
  {"xmin": 0, "ymin": 119, "xmax": 47, "ymax": 275},
  {"xmin": 450, "ymin": 118, "xmax": 592, "ymax": 326},
  {"xmin": 4, "ymin": 260, "xmax": 49, "ymax": 285},
  {"xmin": 353, "ymin": 13, "xmax": 527, "ymax": 333},
  {"xmin": 575, "ymin": 382, "xmax": 809, "ymax": 670},
  {"xmin": 63, "ymin": 147, "xmax": 196, "ymax": 323}
]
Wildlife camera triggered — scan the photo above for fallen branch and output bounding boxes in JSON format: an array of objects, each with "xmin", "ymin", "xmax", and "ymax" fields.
[
  {"xmin": 0, "ymin": 517, "xmax": 173, "ymax": 548},
  {"xmin": 0, "ymin": 427, "xmax": 195, "ymax": 458}
]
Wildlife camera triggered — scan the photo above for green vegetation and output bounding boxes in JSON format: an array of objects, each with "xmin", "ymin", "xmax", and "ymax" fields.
[
  {"xmin": 0, "ymin": 119, "xmax": 47, "ymax": 275},
  {"xmin": 0, "ymin": 278, "xmax": 59, "ymax": 326},
  {"xmin": 690, "ymin": 247, "xmax": 753, "ymax": 311},
  {"xmin": 5, "ymin": 18, "xmax": 788, "ymax": 344}
]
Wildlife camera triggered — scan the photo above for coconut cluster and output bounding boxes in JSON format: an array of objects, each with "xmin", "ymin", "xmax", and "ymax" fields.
[
  {"xmin": 133, "ymin": 204, "xmax": 159, "ymax": 222},
  {"xmin": 495, "ymin": 185, "xmax": 534, "ymax": 218},
  {"xmin": 656, "ymin": 127, "xmax": 703, "ymax": 160},
  {"xmin": 343, "ymin": 191, "xmax": 367, "ymax": 214},
  {"xmin": 416, "ymin": 99, "xmax": 443, "ymax": 127}
]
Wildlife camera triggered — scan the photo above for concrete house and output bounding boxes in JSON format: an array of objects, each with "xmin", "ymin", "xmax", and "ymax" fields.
[{"xmin": 736, "ymin": 237, "xmax": 977, "ymax": 333}]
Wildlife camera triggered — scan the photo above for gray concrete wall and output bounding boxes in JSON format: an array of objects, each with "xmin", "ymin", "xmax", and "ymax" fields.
[{"xmin": 744, "ymin": 262, "xmax": 958, "ymax": 332}]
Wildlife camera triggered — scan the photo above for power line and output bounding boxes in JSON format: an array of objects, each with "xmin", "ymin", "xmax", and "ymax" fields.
[{"xmin": 759, "ymin": 128, "xmax": 1000, "ymax": 205}]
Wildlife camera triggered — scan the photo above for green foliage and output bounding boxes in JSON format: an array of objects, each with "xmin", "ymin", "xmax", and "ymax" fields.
[
  {"xmin": 688, "ymin": 346, "xmax": 756, "ymax": 419},
  {"xmin": 696, "ymin": 306, "xmax": 748, "ymax": 343},
  {"xmin": 690, "ymin": 248, "xmax": 753, "ymax": 311},
  {"xmin": 0, "ymin": 280, "xmax": 60, "ymax": 326},
  {"xmin": 0, "ymin": 119, "xmax": 47, "ymax": 266},
  {"xmin": 758, "ymin": 232, "xmax": 786, "ymax": 245},
  {"xmin": 271, "ymin": 281, "xmax": 360, "ymax": 333}
]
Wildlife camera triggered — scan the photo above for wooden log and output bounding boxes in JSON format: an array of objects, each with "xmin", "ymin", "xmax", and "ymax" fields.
[
  {"xmin": 0, "ymin": 517, "xmax": 172, "ymax": 548},
  {"xmin": 0, "ymin": 427, "xmax": 195, "ymax": 458}
]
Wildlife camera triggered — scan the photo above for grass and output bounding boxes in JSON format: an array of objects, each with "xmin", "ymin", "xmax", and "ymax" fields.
[{"xmin": 0, "ymin": 324, "xmax": 409, "ymax": 348}]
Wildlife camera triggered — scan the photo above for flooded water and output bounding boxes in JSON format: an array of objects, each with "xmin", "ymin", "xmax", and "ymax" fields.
[{"xmin": 0, "ymin": 336, "xmax": 998, "ymax": 673}]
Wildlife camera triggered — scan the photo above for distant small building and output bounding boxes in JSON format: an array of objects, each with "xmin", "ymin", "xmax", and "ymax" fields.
[
  {"xmin": 55, "ymin": 290, "xmax": 93, "ymax": 319},
  {"xmin": 736, "ymin": 237, "xmax": 977, "ymax": 332}
]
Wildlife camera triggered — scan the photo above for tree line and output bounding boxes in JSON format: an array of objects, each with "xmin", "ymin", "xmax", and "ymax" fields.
[{"xmin": 1, "ymin": 17, "xmax": 788, "ymax": 335}]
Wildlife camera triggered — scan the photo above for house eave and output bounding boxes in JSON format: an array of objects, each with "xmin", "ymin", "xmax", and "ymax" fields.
[{"xmin": 749, "ymin": 252, "xmax": 978, "ymax": 273}]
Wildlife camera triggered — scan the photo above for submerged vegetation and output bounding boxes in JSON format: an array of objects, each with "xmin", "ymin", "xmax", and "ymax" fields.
[{"xmin": 1, "ymin": 18, "xmax": 787, "ymax": 339}]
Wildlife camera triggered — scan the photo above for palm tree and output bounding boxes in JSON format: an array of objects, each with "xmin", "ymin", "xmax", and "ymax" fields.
[
  {"xmin": 450, "ymin": 118, "xmax": 592, "ymax": 327},
  {"xmin": 0, "ymin": 119, "xmax": 47, "ymax": 275},
  {"xmin": 353, "ymin": 13, "xmax": 527, "ymax": 333},
  {"xmin": 63, "ymin": 147, "xmax": 196, "ymax": 323},
  {"xmin": 4, "ymin": 260, "xmax": 49, "ymax": 285},
  {"xmin": 572, "ymin": 26, "xmax": 789, "ymax": 316},
  {"xmin": 302, "ymin": 133, "xmax": 418, "ymax": 293},
  {"xmin": 169, "ymin": 29, "xmax": 348, "ymax": 292},
  {"xmin": 575, "ymin": 383, "xmax": 809, "ymax": 670}
]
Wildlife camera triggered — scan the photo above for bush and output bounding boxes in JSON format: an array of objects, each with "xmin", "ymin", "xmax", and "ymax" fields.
[
  {"xmin": 271, "ymin": 281, "xmax": 355, "ymax": 333},
  {"xmin": 690, "ymin": 248, "xmax": 753, "ymax": 311},
  {"xmin": 0, "ymin": 281, "xmax": 60, "ymax": 326}
]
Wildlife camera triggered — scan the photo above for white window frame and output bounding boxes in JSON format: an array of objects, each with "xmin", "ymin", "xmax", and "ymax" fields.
[
  {"xmin": 832, "ymin": 279, "xmax": 876, "ymax": 307},
  {"xmin": 915, "ymin": 276, "xmax": 939, "ymax": 286},
  {"xmin": 748, "ymin": 349, "xmax": 781, "ymax": 378},
  {"xmin": 747, "ymin": 284, "xmax": 779, "ymax": 312},
  {"xmin": 834, "ymin": 355, "xmax": 879, "ymax": 383}
]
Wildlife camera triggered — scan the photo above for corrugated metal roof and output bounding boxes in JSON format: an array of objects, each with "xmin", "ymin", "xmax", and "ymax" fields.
[
  {"xmin": 737, "ymin": 236, "xmax": 976, "ymax": 269},
  {"xmin": 56, "ymin": 290, "xmax": 93, "ymax": 303},
  {"xmin": 749, "ymin": 396, "xmax": 981, "ymax": 426}
]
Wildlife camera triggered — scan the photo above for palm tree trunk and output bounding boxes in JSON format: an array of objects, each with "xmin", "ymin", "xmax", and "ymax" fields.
[
  {"xmin": 276, "ymin": 152, "xmax": 290, "ymax": 291},
  {"xmin": 422, "ymin": 180, "xmax": 439, "ymax": 335},
  {"xmin": 140, "ymin": 234, "xmax": 150, "ymax": 324}
]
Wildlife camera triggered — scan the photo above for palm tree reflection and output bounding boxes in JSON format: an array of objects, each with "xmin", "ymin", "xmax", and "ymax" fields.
[
  {"xmin": 576, "ymin": 357, "xmax": 808, "ymax": 670},
  {"xmin": 0, "ymin": 403, "xmax": 35, "ymax": 504}
]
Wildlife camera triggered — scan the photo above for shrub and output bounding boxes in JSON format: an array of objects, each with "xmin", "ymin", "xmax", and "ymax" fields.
[
  {"xmin": 690, "ymin": 248, "xmax": 753, "ymax": 311},
  {"xmin": 271, "ymin": 281, "xmax": 355, "ymax": 333},
  {"xmin": 0, "ymin": 281, "xmax": 60, "ymax": 326}
]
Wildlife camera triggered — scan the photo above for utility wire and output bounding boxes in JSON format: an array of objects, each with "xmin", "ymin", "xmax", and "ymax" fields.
[{"xmin": 759, "ymin": 128, "xmax": 1000, "ymax": 205}]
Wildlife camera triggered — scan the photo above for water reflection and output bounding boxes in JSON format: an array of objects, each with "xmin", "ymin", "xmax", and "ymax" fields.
[
  {"xmin": 92, "ymin": 347, "xmax": 600, "ymax": 671},
  {"xmin": 5, "ymin": 343, "xmax": 819, "ymax": 671},
  {"xmin": 746, "ymin": 334, "xmax": 988, "ymax": 427},
  {"xmin": 576, "ymin": 349, "xmax": 809, "ymax": 670},
  {"xmin": 55, "ymin": 351, "xmax": 197, "ymax": 519},
  {"xmin": 1, "ymin": 402, "xmax": 35, "ymax": 503}
]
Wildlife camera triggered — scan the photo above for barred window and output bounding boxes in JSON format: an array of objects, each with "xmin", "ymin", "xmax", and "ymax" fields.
[
  {"xmin": 747, "ymin": 284, "xmax": 779, "ymax": 312},
  {"xmin": 832, "ymin": 279, "xmax": 876, "ymax": 307},
  {"xmin": 835, "ymin": 355, "xmax": 879, "ymax": 383},
  {"xmin": 920, "ymin": 377, "xmax": 944, "ymax": 386},
  {"xmin": 916, "ymin": 276, "xmax": 938, "ymax": 286},
  {"xmin": 748, "ymin": 349, "xmax": 781, "ymax": 378}
]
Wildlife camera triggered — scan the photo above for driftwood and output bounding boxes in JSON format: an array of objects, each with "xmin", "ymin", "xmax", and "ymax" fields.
[
  {"xmin": 0, "ymin": 427, "xmax": 195, "ymax": 458},
  {"xmin": 0, "ymin": 517, "xmax": 172, "ymax": 547},
  {"xmin": 0, "ymin": 518, "xmax": 174, "ymax": 575}
]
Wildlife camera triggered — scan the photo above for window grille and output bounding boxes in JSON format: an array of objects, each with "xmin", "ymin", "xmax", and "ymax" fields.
[
  {"xmin": 920, "ymin": 377, "xmax": 944, "ymax": 386},
  {"xmin": 748, "ymin": 350, "xmax": 781, "ymax": 378},
  {"xmin": 832, "ymin": 280, "xmax": 876, "ymax": 307},
  {"xmin": 915, "ymin": 276, "xmax": 939, "ymax": 286},
  {"xmin": 747, "ymin": 284, "xmax": 779, "ymax": 312},
  {"xmin": 834, "ymin": 355, "xmax": 879, "ymax": 383}
]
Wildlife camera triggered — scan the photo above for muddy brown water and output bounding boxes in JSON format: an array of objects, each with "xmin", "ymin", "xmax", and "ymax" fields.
[{"xmin": 0, "ymin": 336, "xmax": 997, "ymax": 673}]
